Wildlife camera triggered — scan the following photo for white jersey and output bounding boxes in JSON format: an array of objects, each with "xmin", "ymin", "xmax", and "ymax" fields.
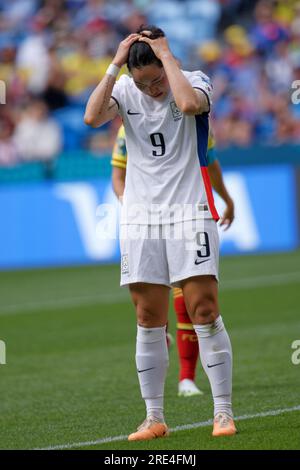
[{"xmin": 111, "ymin": 70, "xmax": 219, "ymax": 225}]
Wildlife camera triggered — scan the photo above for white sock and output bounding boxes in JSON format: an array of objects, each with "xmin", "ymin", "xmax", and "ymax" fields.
[
  {"xmin": 136, "ymin": 325, "xmax": 169, "ymax": 421},
  {"xmin": 194, "ymin": 315, "xmax": 233, "ymax": 417}
]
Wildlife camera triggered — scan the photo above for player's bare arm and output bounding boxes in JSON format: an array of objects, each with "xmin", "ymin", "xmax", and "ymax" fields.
[
  {"xmin": 112, "ymin": 166, "xmax": 126, "ymax": 199},
  {"xmin": 208, "ymin": 159, "xmax": 234, "ymax": 229},
  {"xmin": 84, "ymin": 34, "xmax": 140, "ymax": 127},
  {"xmin": 138, "ymin": 33, "xmax": 209, "ymax": 115}
]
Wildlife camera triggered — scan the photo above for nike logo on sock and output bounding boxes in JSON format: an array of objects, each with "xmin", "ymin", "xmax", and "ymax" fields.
[
  {"xmin": 137, "ymin": 367, "xmax": 155, "ymax": 373},
  {"xmin": 207, "ymin": 362, "xmax": 225, "ymax": 368}
]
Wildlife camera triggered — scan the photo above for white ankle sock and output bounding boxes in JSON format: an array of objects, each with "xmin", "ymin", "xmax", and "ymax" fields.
[
  {"xmin": 136, "ymin": 325, "xmax": 169, "ymax": 421},
  {"xmin": 194, "ymin": 315, "xmax": 233, "ymax": 417}
]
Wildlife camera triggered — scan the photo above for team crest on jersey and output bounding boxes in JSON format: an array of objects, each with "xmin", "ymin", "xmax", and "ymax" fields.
[{"xmin": 170, "ymin": 101, "xmax": 182, "ymax": 121}]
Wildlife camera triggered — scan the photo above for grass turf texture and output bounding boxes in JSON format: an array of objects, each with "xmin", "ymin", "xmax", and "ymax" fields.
[{"xmin": 0, "ymin": 251, "xmax": 300, "ymax": 450}]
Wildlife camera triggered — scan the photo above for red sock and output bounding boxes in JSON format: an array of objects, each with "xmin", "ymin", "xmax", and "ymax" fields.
[{"xmin": 174, "ymin": 293, "xmax": 199, "ymax": 382}]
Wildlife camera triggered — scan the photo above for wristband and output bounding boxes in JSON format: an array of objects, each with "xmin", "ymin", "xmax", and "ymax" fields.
[{"xmin": 106, "ymin": 63, "xmax": 120, "ymax": 78}]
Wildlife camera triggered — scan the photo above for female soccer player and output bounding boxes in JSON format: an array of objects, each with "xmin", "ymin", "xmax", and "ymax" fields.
[
  {"xmin": 84, "ymin": 25, "xmax": 236, "ymax": 440},
  {"xmin": 111, "ymin": 124, "xmax": 235, "ymax": 398}
]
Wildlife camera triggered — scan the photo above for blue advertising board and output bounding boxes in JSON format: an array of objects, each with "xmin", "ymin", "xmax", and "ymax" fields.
[
  {"xmin": 0, "ymin": 165, "xmax": 297, "ymax": 269},
  {"xmin": 216, "ymin": 165, "xmax": 298, "ymax": 255}
]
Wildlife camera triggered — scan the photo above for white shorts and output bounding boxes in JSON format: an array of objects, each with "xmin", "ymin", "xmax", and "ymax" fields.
[{"xmin": 119, "ymin": 219, "xmax": 219, "ymax": 287}]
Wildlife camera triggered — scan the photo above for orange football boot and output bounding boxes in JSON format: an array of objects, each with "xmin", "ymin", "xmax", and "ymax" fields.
[
  {"xmin": 128, "ymin": 416, "xmax": 169, "ymax": 441},
  {"xmin": 212, "ymin": 412, "xmax": 237, "ymax": 437}
]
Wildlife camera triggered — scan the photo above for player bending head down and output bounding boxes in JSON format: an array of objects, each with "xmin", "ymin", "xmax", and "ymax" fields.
[
  {"xmin": 84, "ymin": 25, "xmax": 236, "ymax": 442},
  {"xmin": 126, "ymin": 26, "xmax": 169, "ymax": 100}
]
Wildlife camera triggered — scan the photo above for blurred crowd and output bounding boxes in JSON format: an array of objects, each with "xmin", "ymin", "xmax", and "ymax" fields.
[
  {"xmin": 199, "ymin": 0, "xmax": 300, "ymax": 147},
  {"xmin": 0, "ymin": 0, "xmax": 299, "ymax": 168}
]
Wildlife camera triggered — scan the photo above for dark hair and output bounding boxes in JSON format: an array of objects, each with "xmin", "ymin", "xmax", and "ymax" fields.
[{"xmin": 127, "ymin": 25, "xmax": 165, "ymax": 71}]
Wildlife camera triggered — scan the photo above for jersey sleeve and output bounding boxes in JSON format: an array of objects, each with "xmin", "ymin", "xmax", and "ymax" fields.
[
  {"xmin": 207, "ymin": 130, "xmax": 216, "ymax": 165},
  {"xmin": 111, "ymin": 125, "xmax": 127, "ymax": 169},
  {"xmin": 188, "ymin": 71, "xmax": 213, "ymax": 111}
]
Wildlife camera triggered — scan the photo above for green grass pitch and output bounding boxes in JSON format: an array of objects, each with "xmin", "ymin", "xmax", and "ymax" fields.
[{"xmin": 0, "ymin": 250, "xmax": 300, "ymax": 450}]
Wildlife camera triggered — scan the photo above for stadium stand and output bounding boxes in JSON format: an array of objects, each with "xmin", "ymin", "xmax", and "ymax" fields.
[{"xmin": 0, "ymin": 0, "xmax": 299, "ymax": 177}]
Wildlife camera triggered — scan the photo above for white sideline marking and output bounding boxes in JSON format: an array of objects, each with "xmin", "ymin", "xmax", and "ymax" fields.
[
  {"xmin": 36, "ymin": 404, "xmax": 300, "ymax": 450},
  {"xmin": 1, "ymin": 271, "xmax": 300, "ymax": 317},
  {"xmin": 0, "ymin": 291, "xmax": 130, "ymax": 316},
  {"xmin": 221, "ymin": 271, "xmax": 300, "ymax": 290}
]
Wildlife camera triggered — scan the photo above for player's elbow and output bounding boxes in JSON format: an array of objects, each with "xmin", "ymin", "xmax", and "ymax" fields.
[
  {"xmin": 84, "ymin": 113, "xmax": 100, "ymax": 128},
  {"xmin": 179, "ymin": 101, "xmax": 201, "ymax": 115}
]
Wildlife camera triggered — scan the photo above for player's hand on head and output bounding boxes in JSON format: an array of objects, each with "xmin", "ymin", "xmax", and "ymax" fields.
[
  {"xmin": 219, "ymin": 200, "xmax": 234, "ymax": 231},
  {"xmin": 138, "ymin": 32, "xmax": 171, "ymax": 60},
  {"xmin": 113, "ymin": 34, "xmax": 141, "ymax": 68}
]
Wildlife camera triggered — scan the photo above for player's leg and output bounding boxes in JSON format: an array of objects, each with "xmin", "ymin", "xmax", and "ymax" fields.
[
  {"xmin": 128, "ymin": 282, "xmax": 170, "ymax": 441},
  {"xmin": 182, "ymin": 275, "xmax": 236, "ymax": 436},
  {"xmin": 168, "ymin": 219, "xmax": 236, "ymax": 436},
  {"xmin": 173, "ymin": 288, "xmax": 203, "ymax": 397},
  {"xmin": 120, "ymin": 225, "xmax": 170, "ymax": 441}
]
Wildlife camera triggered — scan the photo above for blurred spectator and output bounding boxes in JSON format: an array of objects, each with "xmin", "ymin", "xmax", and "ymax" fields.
[
  {"xmin": 13, "ymin": 97, "xmax": 62, "ymax": 162},
  {"xmin": 0, "ymin": 113, "xmax": 18, "ymax": 166},
  {"xmin": 42, "ymin": 45, "xmax": 68, "ymax": 110},
  {"xmin": 0, "ymin": 42, "xmax": 27, "ymax": 105},
  {"xmin": 265, "ymin": 39, "xmax": 294, "ymax": 92},
  {"xmin": 272, "ymin": 92, "xmax": 300, "ymax": 143},
  {"xmin": 60, "ymin": 33, "xmax": 113, "ymax": 102},
  {"xmin": 16, "ymin": 29, "xmax": 50, "ymax": 94},
  {"xmin": 0, "ymin": 0, "xmax": 39, "ymax": 32},
  {"xmin": 250, "ymin": 0, "xmax": 289, "ymax": 55}
]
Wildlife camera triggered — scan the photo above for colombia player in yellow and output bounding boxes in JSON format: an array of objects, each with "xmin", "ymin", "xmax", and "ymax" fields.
[{"xmin": 111, "ymin": 124, "xmax": 234, "ymax": 397}]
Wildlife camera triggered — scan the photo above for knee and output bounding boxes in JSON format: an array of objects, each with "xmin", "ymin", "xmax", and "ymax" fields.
[
  {"xmin": 129, "ymin": 284, "xmax": 169, "ymax": 327},
  {"xmin": 189, "ymin": 294, "xmax": 218, "ymax": 325},
  {"xmin": 136, "ymin": 303, "xmax": 157, "ymax": 327}
]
